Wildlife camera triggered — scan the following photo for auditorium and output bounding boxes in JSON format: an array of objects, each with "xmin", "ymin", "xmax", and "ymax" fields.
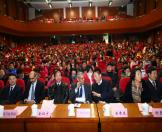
[{"xmin": 0, "ymin": 0, "xmax": 162, "ymax": 132}]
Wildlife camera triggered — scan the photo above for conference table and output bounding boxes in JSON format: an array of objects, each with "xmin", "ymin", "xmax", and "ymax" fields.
[
  {"xmin": 1, "ymin": 103, "xmax": 162, "ymax": 132},
  {"xmin": 97, "ymin": 103, "xmax": 162, "ymax": 132},
  {"xmin": 0, "ymin": 104, "xmax": 99, "ymax": 132}
]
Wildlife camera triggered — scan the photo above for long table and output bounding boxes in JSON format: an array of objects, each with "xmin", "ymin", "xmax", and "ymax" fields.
[
  {"xmin": 0, "ymin": 104, "xmax": 99, "ymax": 132},
  {"xmin": 97, "ymin": 103, "xmax": 162, "ymax": 132},
  {"xmin": 0, "ymin": 103, "xmax": 162, "ymax": 132}
]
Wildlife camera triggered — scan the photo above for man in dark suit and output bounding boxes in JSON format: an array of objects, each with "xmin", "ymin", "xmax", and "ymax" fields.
[
  {"xmin": 92, "ymin": 68, "xmax": 113, "ymax": 103},
  {"xmin": 146, "ymin": 66, "xmax": 162, "ymax": 102},
  {"xmin": 70, "ymin": 72, "xmax": 92, "ymax": 103},
  {"xmin": 0, "ymin": 73, "xmax": 22, "ymax": 104},
  {"xmin": 48, "ymin": 70, "xmax": 69, "ymax": 104},
  {"xmin": 23, "ymin": 71, "xmax": 45, "ymax": 104}
]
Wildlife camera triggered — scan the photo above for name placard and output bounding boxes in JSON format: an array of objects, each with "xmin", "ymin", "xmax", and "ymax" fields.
[
  {"xmin": 37, "ymin": 110, "xmax": 51, "ymax": 118},
  {"xmin": 152, "ymin": 108, "xmax": 162, "ymax": 117},
  {"xmin": 3, "ymin": 110, "xmax": 17, "ymax": 118},
  {"xmin": 112, "ymin": 108, "xmax": 128, "ymax": 117},
  {"xmin": 76, "ymin": 108, "xmax": 90, "ymax": 118}
]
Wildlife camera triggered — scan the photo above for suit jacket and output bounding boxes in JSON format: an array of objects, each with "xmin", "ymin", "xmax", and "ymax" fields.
[
  {"xmin": 123, "ymin": 80, "xmax": 151, "ymax": 103},
  {"xmin": 23, "ymin": 80, "xmax": 45, "ymax": 104},
  {"xmin": 0, "ymin": 85, "xmax": 22, "ymax": 104},
  {"xmin": 145, "ymin": 79, "xmax": 162, "ymax": 102},
  {"xmin": 70, "ymin": 83, "xmax": 92, "ymax": 103},
  {"xmin": 92, "ymin": 79, "xmax": 113, "ymax": 103},
  {"xmin": 48, "ymin": 82, "xmax": 69, "ymax": 104}
]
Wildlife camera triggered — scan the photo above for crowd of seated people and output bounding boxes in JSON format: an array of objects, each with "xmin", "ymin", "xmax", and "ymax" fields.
[
  {"xmin": 0, "ymin": 40, "xmax": 162, "ymax": 104},
  {"xmin": 30, "ymin": 14, "xmax": 133, "ymax": 24}
]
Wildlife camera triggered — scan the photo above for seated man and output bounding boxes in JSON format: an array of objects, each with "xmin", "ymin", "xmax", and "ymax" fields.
[
  {"xmin": 70, "ymin": 72, "xmax": 92, "ymax": 103},
  {"xmin": 0, "ymin": 73, "xmax": 22, "ymax": 104},
  {"xmin": 48, "ymin": 70, "xmax": 69, "ymax": 104},
  {"xmin": 146, "ymin": 66, "xmax": 162, "ymax": 102},
  {"xmin": 23, "ymin": 71, "xmax": 45, "ymax": 104},
  {"xmin": 92, "ymin": 68, "xmax": 113, "ymax": 103},
  {"xmin": 102, "ymin": 63, "xmax": 119, "ymax": 100}
]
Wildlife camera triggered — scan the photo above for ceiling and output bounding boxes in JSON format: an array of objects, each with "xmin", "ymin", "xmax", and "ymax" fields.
[{"xmin": 24, "ymin": 0, "xmax": 131, "ymax": 10}]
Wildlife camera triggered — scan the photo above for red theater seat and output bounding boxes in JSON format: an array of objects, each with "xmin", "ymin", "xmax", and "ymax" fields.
[
  {"xmin": 102, "ymin": 76, "xmax": 112, "ymax": 84},
  {"xmin": 160, "ymin": 77, "xmax": 162, "ymax": 83},
  {"xmin": 62, "ymin": 76, "xmax": 70, "ymax": 89},
  {"xmin": 119, "ymin": 77, "xmax": 130, "ymax": 94},
  {"xmin": 0, "ymin": 80, "xmax": 4, "ymax": 89},
  {"xmin": 38, "ymin": 77, "xmax": 46, "ymax": 84},
  {"xmin": 16, "ymin": 79, "xmax": 25, "ymax": 93}
]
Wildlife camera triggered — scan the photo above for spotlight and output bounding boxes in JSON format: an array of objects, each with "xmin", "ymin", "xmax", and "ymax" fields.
[
  {"xmin": 89, "ymin": 2, "xmax": 92, "ymax": 7},
  {"xmin": 108, "ymin": 0, "xmax": 112, "ymax": 6},
  {"xmin": 48, "ymin": 3, "xmax": 52, "ymax": 8},
  {"xmin": 69, "ymin": 2, "xmax": 72, "ymax": 8}
]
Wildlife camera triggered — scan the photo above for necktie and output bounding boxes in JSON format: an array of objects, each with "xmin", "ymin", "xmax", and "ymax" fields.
[
  {"xmin": 31, "ymin": 84, "xmax": 35, "ymax": 100},
  {"xmin": 9, "ymin": 87, "xmax": 13, "ymax": 96},
  {"xmin": 153, "ymin": 81, "xmax": 156, "ymax": 89},
  {"xmin": 79, "ymin": 85, "xmax": 82, "ymax": 97}
]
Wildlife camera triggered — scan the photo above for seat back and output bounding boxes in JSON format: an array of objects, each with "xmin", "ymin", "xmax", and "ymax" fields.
[
  {"xmin": 119, "ymin": 77, "xmax": 130, "ymax": 93},
  {"xmin": 16, "ymin": 79, "xmax": 25, "ymax": 93},
  {"xmin": 0, "ymin": 80, "xmax": 4, "ymax": 89},
  {"xmin": 62, "ymin": 76, "xmax": 70, "ymax": 89},
  {"xmin": 102, "ymin": 76, "xmax": 112, "ymax": 84}
]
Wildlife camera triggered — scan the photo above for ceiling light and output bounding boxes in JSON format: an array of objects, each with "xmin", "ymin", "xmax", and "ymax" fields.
[
  {"xmin": 108, "ymin": 0, "xmax": 112, "ymax": 6},
  {"xmin": 48, "ymin": 3, "xmax": 52, "ymax": 8},
  {"xmin": 89, "ymin": 2, "xmax": 92, "ymax": 7},
  {"xmin": 69, "ymin": 2, "xmax": 72, "ymax": 8}
]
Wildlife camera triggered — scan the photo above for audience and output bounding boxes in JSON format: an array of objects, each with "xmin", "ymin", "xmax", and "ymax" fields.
[{"xmin": 0, "ymin": 39, "xmax": 161, "ymax": 104}]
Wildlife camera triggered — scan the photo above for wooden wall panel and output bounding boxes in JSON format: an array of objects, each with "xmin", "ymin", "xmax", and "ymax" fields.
[
  {"xmin": 82, "ymin": 7, "xmax": 95, "ymax": 19},
  {"xmin": 6, "ymin": 0, "xmax": 17, "ymax": 19},
  {"xmin": 66, "ymin": 7, "xmax": 79, "ymax": 20},
  {"xmin": 98, "ymin": 7, "xmax": 119, "ymax": 17},
  {"xmin": 42, "ymin": 9, "xmax": 63, "ymax": 22},
  {"xmin": 17, "ymin": 2, "xmax": 28, "ymax": 21},
  {"xmin": 0, "ymin": 0, "xmax": 6, "ymax": 16},
  {"xmin": 146, "ymin": 0, "xmax": 156, "ymax": 14},
  {"xmin": 156, "ymin": 0, "xmax": 162, "ymax": 8},
  {"xmin": 134, "ymin": 0, "xmax": 161, "ymax": 16}
]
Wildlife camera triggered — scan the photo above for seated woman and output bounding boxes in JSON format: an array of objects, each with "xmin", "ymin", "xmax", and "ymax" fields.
[
  {"xmin": 48, "ymin": 70, "xmax": 69, "ymax": 104},
  {"xmin": 123, "ymin": 68, "xmax": 151, "ymax": 103}
]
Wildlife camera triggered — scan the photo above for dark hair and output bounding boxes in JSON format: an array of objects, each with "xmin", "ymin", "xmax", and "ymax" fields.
[
  {"xmin": 70, "ymin": 68, "xmax": 77, "ymax": 75},
  {"xmin": 123, "ymin": 66, "xmax": 130, "ymax": 72},
  {"xmin": 54, "ymin": 70, "xmax": 61, "ymax": 77},
  {"xmin": 94, "ymin": 68, "xmax": 101, "ymax": 75},
  {"xmin": 17, "ymin": 68, "xmax": 23, "ymax": 75},
  {"xmin": 147, "ymin": 66, "xmax": 157, "ymax": 74},
  {"xmin": 8, "ymin": 73, "xmax": 17, "ymax": 78},
  {"xmin": 107, "ymin": 62, "xmax": 114, "ymax": 66},
  {"xmin": 86, "ymin": 65, "xmax": 93, "ymax": 72},
  {"xmin": 130, "ymin": 68, "xmax": 141, "ymax": 81}
]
